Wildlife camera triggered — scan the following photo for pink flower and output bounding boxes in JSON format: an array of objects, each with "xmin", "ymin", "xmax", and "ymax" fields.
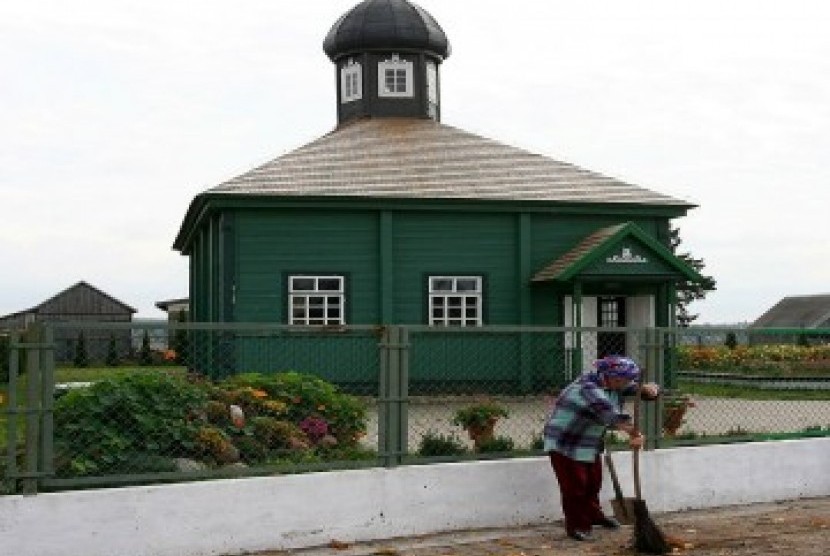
[{"xmin": 299, "ymin": 416, "xmax": 329, "ymax": 442}]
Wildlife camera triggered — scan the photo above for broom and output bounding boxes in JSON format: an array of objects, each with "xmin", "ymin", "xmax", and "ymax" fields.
[{"xmin": 631, "ymin": 386, "xmax": 670, "ymax": 555}]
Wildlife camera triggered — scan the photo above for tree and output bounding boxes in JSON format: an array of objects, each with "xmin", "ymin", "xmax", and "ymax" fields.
[
  {"xmin": 138, "ymin": 330, "xmax": 153, "ymax": 366},
  {"xmin": 670, "ymin": 226, "xmax": 717, "ymax": 327},
  {"xmin": 105, "ymin": 334, "xmax": 120, "ymax": 367},
  {"xmin": 73, "ymin": 331, "xmax": 89, "ymax": 368},
  {"xmin": 172, "ymin": 309, "xmax": 190, "ymax": 366}
]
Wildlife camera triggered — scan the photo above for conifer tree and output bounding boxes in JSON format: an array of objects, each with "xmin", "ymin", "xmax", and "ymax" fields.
[
  {"xmin": 670, "ymin": 226, "xmax": 717, "ymax": 327},
  {"xmin": 138, "ymin": 330, "xmax": 153, "ymax": 366},
  {"xmin": 105, "ymin": 334, "xmax": 120, "ymax": 366},
  {"xmin": 73, "ymin": 331, "xmax": 89, "ymax": 368}
]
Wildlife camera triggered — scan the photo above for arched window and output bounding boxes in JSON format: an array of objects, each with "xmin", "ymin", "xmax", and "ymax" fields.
[{"xmin": 340, "ymin": 59, "xmax": 362, "ymax": 103}]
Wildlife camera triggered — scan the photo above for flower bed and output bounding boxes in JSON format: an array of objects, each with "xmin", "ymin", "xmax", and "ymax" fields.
[
  {"xmin": 677, "ymin": 345, "xmax": 830, "ymax": 376},
  {"xmin": 53, "ymin": 371, "xmax": 370, "ymax": 477}
]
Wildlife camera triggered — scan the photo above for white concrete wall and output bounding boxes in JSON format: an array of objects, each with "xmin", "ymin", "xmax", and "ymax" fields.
[{"xmin": 1, "ymin": 438, "xmax": 828, "ymax": 556}]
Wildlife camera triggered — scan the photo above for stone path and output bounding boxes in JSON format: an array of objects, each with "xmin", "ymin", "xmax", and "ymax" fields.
[{"xmin": 362, "ymin": 397, "xmax": 830, "ymax": 451}]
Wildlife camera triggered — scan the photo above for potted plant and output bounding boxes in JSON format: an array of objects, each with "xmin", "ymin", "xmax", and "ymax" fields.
[
  {"xmin": 452, "ymin": 402, "xmax": 509, "ymax": 450},
  {"xmin": 662, "ymin": 395, "xmax": 696, "ymax": 437}
]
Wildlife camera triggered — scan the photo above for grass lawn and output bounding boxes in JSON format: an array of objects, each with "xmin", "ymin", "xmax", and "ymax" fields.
[{"xmin": 678, "ymin": 380, "xmax": 830, "ymax": 401}]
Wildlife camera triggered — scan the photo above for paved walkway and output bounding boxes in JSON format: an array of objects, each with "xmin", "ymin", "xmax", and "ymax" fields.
[
  {"xmin": 247, "ymin": 497, "xmax": 830, "ymax": 556},
  {"xmin": 363, "ymin": 396, "xmax": 830, "ymax": 450}
]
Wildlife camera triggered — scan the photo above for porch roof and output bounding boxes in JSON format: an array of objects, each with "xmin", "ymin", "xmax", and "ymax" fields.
[{"xmin": 531, "ymin": 222, "xmax": 704, "ymax": 283}]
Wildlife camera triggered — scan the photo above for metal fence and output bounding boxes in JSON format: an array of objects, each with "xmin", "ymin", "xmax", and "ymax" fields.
[{"xmin": 2, "ymin": 322, "xmax": 828, "ymax": 494}]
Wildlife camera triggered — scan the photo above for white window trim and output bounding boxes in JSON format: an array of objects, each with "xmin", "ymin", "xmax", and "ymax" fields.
[
  {"xmin": 378, "ymin": 54, "xmax": 413, "ymax": 98},
  {"xmin": 428, "ymin": 275, "xmax": 483, "ymax": 327},
  {"xmin": 340, "ymin": 60, "xmax": 362, "ymax": 103},
  {"xmin": 288, "ymin": 275, "xmax": 345, "ymax": 326},
  {"xmin": 426, "ymin": 59, "xmax": 438, "ymax": 104}
]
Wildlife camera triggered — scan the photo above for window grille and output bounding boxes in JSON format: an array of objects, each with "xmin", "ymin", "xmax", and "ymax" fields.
[
  {"xmin": 341, "ymin": 61, "xmax": 362, "ymax": 103},
  {"xmin": 289, "ymin": 275, "xmax": 345, "ymax": 325},
  {"xmin": 378, "ymin": 55, "xmax": 413, "ymax": 97},
  {"xmin": 428, "ymin": 276, "xmax": 482, "ymax": 326}
]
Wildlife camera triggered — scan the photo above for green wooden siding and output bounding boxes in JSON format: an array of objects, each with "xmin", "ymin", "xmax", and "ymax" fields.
[
  {"xmin": 392, "ymin": 211, "xmax": 519, "ymax": 324},
  {"xmin": 233, "ymin": 209, "xmax": 380, "ymax": 323},
  {"xmin": 185, "ymin": 201, "xmax": 683, "ymax": 386}
]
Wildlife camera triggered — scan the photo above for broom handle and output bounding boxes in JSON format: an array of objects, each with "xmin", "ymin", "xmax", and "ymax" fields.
[{"xmin": 632, "ymin": 385, "xmax": 643, "ymax": 500}]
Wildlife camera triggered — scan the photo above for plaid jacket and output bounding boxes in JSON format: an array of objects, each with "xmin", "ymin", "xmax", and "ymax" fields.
[{"xmin": 543, "ymin": 373, "xmax": 630, "ymax": 462}]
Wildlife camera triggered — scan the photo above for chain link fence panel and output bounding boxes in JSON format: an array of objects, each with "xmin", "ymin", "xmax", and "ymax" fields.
[{"xmin": 2, "ymin": 322, "xmax": 828, "ymax": 493}]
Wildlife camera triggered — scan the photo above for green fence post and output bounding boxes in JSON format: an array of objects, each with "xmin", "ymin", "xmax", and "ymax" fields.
[
  {"xmin": 377, "ymin": 326, "xmax": 390, "ymax": 466},
  {"xmin": 39, "ymin": 326, "xmax": 55, "ymax": 485},
  {"xmin": 398, "ymin": 326, "xmax": 410, "ymax": 462},
  {"xmin": 378, "ymin": 326, "xmax": 406, "ymax": 467},
  {"xmin": 23, "ymin": 325, "xmax": 42, "ymax": 494},
  {"xmin": 377, "ymin": 325, "xmax": 409, "ymax": 467},
  {"xmin": 642, "ymin": 328, "xmax": 663, "ymax": 450},
  {"xmin": 5, "ymin": 331, "xmax": 20, "ymax": 494}
]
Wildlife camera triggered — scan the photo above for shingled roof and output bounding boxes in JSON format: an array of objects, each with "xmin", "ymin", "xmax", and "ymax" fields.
[
  {"xmin": 532, "ymin": 224, "xmax": 626, "ymax": 282},
  {"xmin": 752, "ymin": 294, "xmax": 830, "ymax": 328},
  {"xmin": 206, "ymin": 117, "xmax": 693, "ymax": 206}
]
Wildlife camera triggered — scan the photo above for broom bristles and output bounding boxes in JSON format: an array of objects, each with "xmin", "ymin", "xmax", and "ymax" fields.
[{"xmin": 632, "ymin": 499, "xmax": 670, "ymax": 555}]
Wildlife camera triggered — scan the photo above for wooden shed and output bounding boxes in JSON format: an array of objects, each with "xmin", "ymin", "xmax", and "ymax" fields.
[
  {"xmin": 752, "ymin": 294, "xmax": 830, "ymax": 329},
  {"xmin": 0, "ymin": 281, "xmax": 136, "ymax": 362},
  {"xmin": 172, "ymin": 0, "xmax": 704, "ymax": 382}
]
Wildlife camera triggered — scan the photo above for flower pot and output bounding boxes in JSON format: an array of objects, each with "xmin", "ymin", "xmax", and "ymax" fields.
[{"xmin": 466, "ymin": 418, "xmax": 497, "ymax": 450}]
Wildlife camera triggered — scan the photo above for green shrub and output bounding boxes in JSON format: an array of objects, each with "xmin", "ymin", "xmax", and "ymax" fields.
[
  {"xmin": 476, "ymin": 435, "xmax": 515, "ymax": 453},
  {"xmin": 452, "ymin": 402, "xmax": 509, "ymax": 430},
  {"xmin": 417, "ymin": 432, "xmax": 467, "ymax": 457},
  {"xmin": 194, "ymin": 425, "xmax": 239, "ymax": 464},
  {"xmin": 205, "ymin": 400, "xmax": 231, "ymax": 426},
  {"xmin": 52, "ymin": 371, "xmax": 370, "ymax": 477},
  {"xmin": 54, "ymin": 372, "xmax": 208, "ymax": 476},
  {"xmin": 251, "ymin": 416, "xmax": 306, "ymax": 450},
  {"xmin": 234, "ymin": 436, "xmax": 269, "ymax": 465}
]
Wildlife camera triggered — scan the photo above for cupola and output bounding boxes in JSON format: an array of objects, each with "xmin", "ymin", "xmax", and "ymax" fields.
[{"xmin": 323, "ymin": 0, "xmax": 451, "ymax": 125}]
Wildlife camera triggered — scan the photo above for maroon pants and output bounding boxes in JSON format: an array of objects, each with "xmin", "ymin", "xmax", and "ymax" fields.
[{"xmin": 549, "ymin": 451, "xmax": 605, "ymax": 534}]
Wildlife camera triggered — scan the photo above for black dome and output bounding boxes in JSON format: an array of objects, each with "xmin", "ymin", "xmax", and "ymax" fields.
[{"xmin": 323, "ymin": 0, "xmax": 451, "ymax": 61}]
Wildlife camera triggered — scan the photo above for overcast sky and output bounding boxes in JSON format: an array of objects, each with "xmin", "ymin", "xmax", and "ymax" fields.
[{"xmin": 1, "ymin": 0, "xmax": 828, "ymax": 324}]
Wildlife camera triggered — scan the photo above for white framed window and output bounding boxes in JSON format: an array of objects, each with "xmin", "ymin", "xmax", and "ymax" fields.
[
  {"xmin": 289, "ymin": 275, "xmax": 345, "ymax": 325},
  {"xmin": 340, "ymin": 59, "xmax": 362, "ymax": 103},
  {"xmin": 378, "ymin": 54, "xmax": 413, "ymax": 97},
  {"xmin": 429, "ymin": 276, "xmax": 482, "ymax": 327}
]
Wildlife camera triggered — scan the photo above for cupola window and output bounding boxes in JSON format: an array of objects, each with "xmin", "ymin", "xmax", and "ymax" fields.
[
  {"xmin": 378, "ymin": 54, "xmax": 413, "ymax": 97},
  {"xmin": 340, "ymin": 59, "xmax": 362, "ymax": 103}
]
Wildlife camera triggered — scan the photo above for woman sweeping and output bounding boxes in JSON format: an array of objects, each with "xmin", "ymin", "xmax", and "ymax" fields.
[{"xmin": 543, "ymin": 355, "xmax": 660, "ymax": 542}]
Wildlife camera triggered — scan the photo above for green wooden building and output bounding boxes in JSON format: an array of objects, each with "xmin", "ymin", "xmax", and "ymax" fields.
[{"xmin": 173, "ymin": 0, "xmax": 703, "ymax": 385}]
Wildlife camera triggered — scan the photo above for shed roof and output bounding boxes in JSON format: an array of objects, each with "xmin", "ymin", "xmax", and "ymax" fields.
[
  {"xmin": 0, "ymin": 281, "xmax": 136, "ymax": 320},
  {"xmin": 207, "ymin": 118, "xmax": 693, "ymax": 206},
  {"xmin": 751, "ymin": 294, "xmax": 830, "ymax": 328}
]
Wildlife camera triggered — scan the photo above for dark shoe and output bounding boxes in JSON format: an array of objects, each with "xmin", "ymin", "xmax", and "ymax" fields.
[
  {"xmin": 567, "ymin": 530, "xmax": 593, "ymax": 541},
  {"xmin": 593, "ymin": 516, "xmax": 621, "ymax": 529}
]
